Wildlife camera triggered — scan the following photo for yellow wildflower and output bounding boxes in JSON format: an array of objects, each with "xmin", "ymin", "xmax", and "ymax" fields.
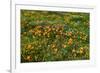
[
  {"xmin": 68, "ymin": 38, "xmax": 73, "ymax": 45},
  {"xmin": 27, "ymin": 44, "xmax": 32, "ymax": 49},
  {"xmin": 62, "ymin": 44, "xmax": 67, "ymax": 48},
  {"xmin": 43, "ymin": 32, "xmax": 47, "ymax": 36},
  {"xmin": 48, "ymin": 28, "xmax": 51, "ymax": 32},
  {"xmin": 72, "ymin": 49, "xmax": 76, "ymax": 53},
  {"xmin": 54, "ymin": 48, "xmax": 58, "ymax": 52},
  {"xmin": 79, "ymin": 47, "xmax": 84, "ymax": 54},
  {"xmin": 68, "ymin": 31, "xmax": 72, "ymax": 36},
  {"xmin": 26, "ymin": 55, "xmax": 32, "ymax": 61},
  {"xmin": 52, "ymin": 44, "xmax": 56, "ymax": 48}
]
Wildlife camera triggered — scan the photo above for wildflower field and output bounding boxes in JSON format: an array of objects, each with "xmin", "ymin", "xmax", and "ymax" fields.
[{"xmin": 21, "ymin": 10, "xmax": 90, "ymax": 63}]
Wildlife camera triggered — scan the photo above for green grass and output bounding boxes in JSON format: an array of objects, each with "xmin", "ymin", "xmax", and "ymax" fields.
[{"xmin": 21, "ymin": 10, "xmax": 90, "ymax": 63}]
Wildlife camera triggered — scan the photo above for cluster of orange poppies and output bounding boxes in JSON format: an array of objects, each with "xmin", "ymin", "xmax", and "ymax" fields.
[{"xmin": 21, "ymin": 24, "xmax": 89, "ymax": 62}]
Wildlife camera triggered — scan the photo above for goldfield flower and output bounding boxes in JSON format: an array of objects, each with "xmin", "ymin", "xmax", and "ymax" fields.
[
  {"xmin": 43, "ymin": 31, "xmax": 47, "ymax": 36},
  {"xmin": 45, "ymin": 26, "xmax": 50, "ymax": 29},
  {"xmin": 27, "ymin": 56, "xmax": 30, "ymax": 59},
  {"xmin": 68, "ymin": 31, "xmax": 72, "ymax": 36},
  {"xmin": 62, "ymin": 44, "xmax": 67, "ymax": 48},
  {"xmin": 54, "ymin": 48, "xmax": 58, "ymax": 52},
  {"xmin": 72, "ymin": 49, "xmax": 76, "ymax": 53},
  {"xmin": 80, "ymin": 50, "xmax": 83, "ymax": 54},
  {"xmin": 26, "ymin": 55, "xmax": 32, "ymax": 61},
  {"xmin": 79, "ymin": 47, "xmax": 84, "ymax": 54},
  {"xmin": 27, "ymin": 44, "xmax": 32, "ymax": 49},
  {"xmin": 59, "ymin": 30, "xmax": 63, "ymax": 35},
  {"xmin": 43, "ymin": 32, "xmax": 46, "ymax": 36},
  {"xmin": 37, "ymin": 30, "xmax": 41, "ymax": 33},
  {"xmin": 34, "ymin": 30, "xmax": 41, "ymax": 36},
  {"xmin": 68, "ymin": 38, "xmax": 73, "ymax": 45},
  {"xmin": 51, "ymin": 44, "xmax": 56, "ymax": 48},
  {"xmin": 56, "ymin": 29, "xmax": 59, "ymax": 32},
  {"xmin": 80, "ymin": 47, "xmax": 84, "ymax": 51},
  {"xmin": 47, "ymin": 28, "xmax": 51, "ymax": 32}
]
